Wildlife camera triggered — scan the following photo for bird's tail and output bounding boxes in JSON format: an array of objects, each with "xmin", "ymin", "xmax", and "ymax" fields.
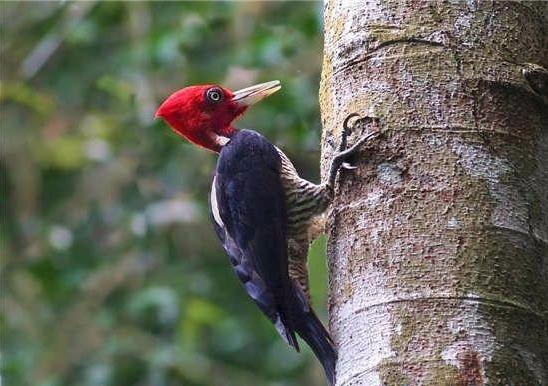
[{"xmin": 295, "ymin": 310, "xmax": 338, "ymax": 386}]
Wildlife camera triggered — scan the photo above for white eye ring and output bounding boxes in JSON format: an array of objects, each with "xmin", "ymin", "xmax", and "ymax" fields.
[{"xmin": 206, "ymin": 88, "xmax": 223, "ymax": 103}]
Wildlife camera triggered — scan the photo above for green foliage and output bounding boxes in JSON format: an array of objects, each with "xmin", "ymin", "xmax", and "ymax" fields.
[{"xmin": 1, "ymin": 2, "xmax": 328, "ymax": 386}]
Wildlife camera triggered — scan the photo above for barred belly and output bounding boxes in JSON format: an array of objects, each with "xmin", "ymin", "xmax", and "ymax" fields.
[{"xmin": 276, "ymin": 147, "xmax": 332, "ymax": 300}]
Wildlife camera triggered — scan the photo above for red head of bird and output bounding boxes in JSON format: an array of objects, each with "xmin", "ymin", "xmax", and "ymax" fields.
[{"xmin": 155, "ymin": 80, "xmax": 281, "ymax": 153}]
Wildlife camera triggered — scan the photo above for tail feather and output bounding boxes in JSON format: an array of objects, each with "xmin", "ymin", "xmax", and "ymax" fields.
[
  {"xmin": 295, "ymin": 310, "xmax": 337, "ymax": 386},
  {"xmin": 275, "ymin": 314, "xmax": 300, "ymax": 351}
]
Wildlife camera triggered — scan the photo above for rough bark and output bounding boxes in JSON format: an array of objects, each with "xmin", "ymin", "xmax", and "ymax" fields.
[{"xmin": 319, "ymin": 1, "xmax": 547, "ymax": 385}]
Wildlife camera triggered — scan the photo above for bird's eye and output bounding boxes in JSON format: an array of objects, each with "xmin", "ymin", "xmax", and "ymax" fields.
[{"xmin": 206, "ymin": 87, "xmax": 224, "ymax": 103}]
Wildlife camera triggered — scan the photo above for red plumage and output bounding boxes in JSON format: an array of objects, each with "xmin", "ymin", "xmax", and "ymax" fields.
[{"xmin": 156, "ymin": 85, "xmax": 245, "ymax": 152}]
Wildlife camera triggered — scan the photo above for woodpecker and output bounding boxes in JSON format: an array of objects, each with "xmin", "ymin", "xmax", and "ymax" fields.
[{"xmin": 156, "ymin": 80, "xmax": 378, "ymax": 385}]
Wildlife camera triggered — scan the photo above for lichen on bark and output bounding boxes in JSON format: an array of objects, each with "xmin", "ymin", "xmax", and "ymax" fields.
[{"xmin": 320, "ymin": 1, "xmax": 548, "ymax": 385}]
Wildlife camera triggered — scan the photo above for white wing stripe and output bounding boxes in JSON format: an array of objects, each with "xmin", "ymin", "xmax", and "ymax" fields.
[{"xmin": 211, "ymin": 176, "xmax": 224, "ymax": 227}]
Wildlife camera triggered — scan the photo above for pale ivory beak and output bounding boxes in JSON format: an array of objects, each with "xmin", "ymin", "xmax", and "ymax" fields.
[{"xmin": 231, "ymin": 80, "xmax": 281, "ymax": 107}]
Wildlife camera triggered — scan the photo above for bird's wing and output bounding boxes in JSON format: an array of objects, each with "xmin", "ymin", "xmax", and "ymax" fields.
[{"xmin": 209, "ymin": 130, "xmax": 299, "ymax": 350}]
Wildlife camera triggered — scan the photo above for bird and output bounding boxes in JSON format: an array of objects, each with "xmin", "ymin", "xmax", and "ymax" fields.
[{"xmin": 155, "ymin": 80, "xmax": 378, "ymax": 385}]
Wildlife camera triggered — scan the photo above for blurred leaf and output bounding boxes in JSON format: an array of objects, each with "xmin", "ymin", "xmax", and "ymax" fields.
[
  {"xmin": 96, "ymin": 76, "xmax": 134, "ymax": 104},
  {"xmin": 2, "ymin": 3, "xmax": 324, "ymax": 386},
  {"xmin": 186, "ymin": 297, "xmax": 224, "ymax": 326},
  {"xmin": 66, "ymin": 19, "xmax": 99, "ymax": 45},
  {"xmin": 0, "ymin": 82, "xmax": 55, "ymax": 116},
  {"xmin": 127, "ymin": 286, "xmax": 179, "ymax": 331},
  {"xmin": 35, "ymin": 135, "xmax": 86, "ymax": 170}
]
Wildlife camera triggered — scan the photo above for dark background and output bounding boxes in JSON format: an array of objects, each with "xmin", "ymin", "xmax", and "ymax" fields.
[{"xmin": 1, "ymin": 2, "xmax": 330, "ymax": 386}]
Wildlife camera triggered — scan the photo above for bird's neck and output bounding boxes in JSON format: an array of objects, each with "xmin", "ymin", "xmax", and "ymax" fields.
[{"xmin": 209, "ymin": 125, "xmax": 238, "ymax": 153}]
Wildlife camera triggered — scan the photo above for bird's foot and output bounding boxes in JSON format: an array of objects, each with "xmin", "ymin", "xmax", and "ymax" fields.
[
  {"xmin": 327, "ymin": 113, "xmax": 381, "ymax": 188},
  {"xmin": 335, "ymin": 113, "xmax": 381, "ymax": 167}
]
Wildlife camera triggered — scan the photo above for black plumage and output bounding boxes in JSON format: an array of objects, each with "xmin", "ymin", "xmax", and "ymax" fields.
[{"xmin": 209, "ymin": 129, "xmax": 337, "ymax": 385}]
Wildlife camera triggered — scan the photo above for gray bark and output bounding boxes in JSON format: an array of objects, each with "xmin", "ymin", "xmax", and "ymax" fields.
[{"xmin": 319, "ymin": 1, "xmax": 548, "ymax": 385}]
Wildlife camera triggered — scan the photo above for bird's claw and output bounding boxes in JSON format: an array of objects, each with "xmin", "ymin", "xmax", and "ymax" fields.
[
  {"xmin": 341, "ymin": 162, "xmax": 357, "ymax": 170},
  {"xmin": 339, "ymin": 113, "xmax": 361, "ymax": 152},
  {"xmin": 340, "ymin": 113, "xmax": 381, "ymax": 149},
  {"xmin": 343, "ymin": 113, "xmax": 361, "ymax": 133},
  {"xmin": 327, "ymin": 113, "xmax": 381, "ymax": 188},
  {"xmin": 339, "ymin": 113, "xmax": 380, "ymax": 152},
  {"xmin": 334, "ymin": 114, "xmax": 381, "ymax": 171}
]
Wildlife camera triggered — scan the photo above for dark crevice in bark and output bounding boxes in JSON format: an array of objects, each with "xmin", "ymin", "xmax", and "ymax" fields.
[
  {"xmin": 333, "ymin": 38, "xmax": 446, "ymax": 77},
  {"xmin": 345, "ymin": 296, "xmax": 547, "ymax": 320}
]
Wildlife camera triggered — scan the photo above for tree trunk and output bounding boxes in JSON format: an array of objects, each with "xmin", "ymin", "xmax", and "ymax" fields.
[{"xmin": 319, "ymin": 1, "xmax": 547, "ymax": 385}]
